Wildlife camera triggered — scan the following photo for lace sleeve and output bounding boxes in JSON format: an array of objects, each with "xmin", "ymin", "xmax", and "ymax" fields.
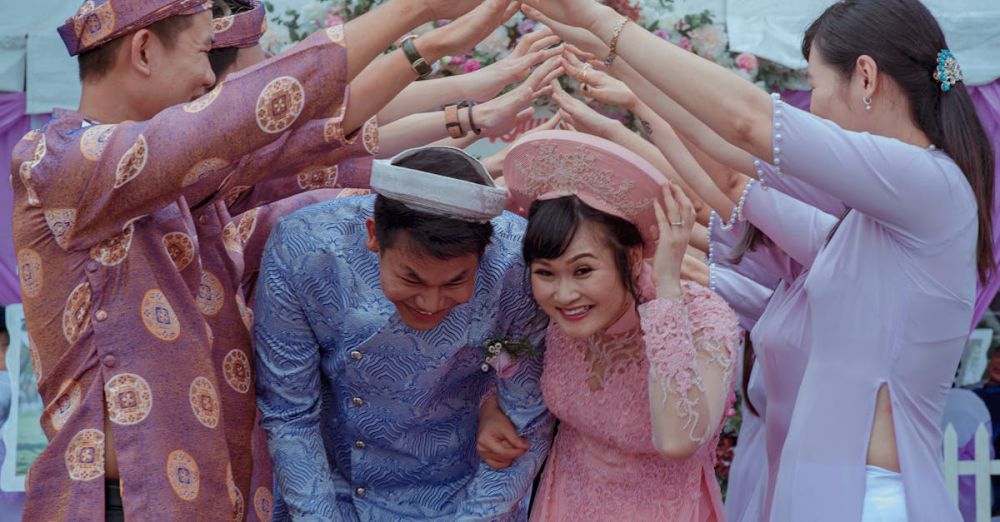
[{"xmin": 640, "ymin": 283, "xmax": 739, "ymax": 458}]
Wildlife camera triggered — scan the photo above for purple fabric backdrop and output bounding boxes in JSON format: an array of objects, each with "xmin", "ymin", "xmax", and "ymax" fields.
[
  {"xmin": 0, "ymin": 92, "xmax": 31, "ymax": 306},
  {"xmin": 970, "ymin": 83, "xmax": 1000, "ymax": 325}
]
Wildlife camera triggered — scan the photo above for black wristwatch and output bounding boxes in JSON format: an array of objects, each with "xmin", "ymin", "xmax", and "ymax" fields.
[{"xmin": 401, "ymin": 36, "xmax": 433, "ymax": 78}]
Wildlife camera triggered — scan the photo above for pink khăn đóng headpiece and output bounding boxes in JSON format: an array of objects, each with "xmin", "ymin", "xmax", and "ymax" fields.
[{"xmin": 503, "ymin": 130, "xmax": 669, "ymax": 252}]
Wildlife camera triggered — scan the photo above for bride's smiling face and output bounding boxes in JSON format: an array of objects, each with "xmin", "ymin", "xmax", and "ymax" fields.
[{"xmin": 529, "ymin": 223, "xmax": 637, "ymax": 339}]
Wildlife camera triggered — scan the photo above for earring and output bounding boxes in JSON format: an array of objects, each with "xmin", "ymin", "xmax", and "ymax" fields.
[{"xmin": 863, "ymin": 95, "xmax": 873, "ymax": 112}]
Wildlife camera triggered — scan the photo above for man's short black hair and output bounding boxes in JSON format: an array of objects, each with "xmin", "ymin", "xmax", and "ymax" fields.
[
  {"xmin": 78, "ymin": 13, "xmax": 195, "ymax": 82},
  {"xmin": 373, "ymin": 148, "xmax": 495, "ymax": 260}
]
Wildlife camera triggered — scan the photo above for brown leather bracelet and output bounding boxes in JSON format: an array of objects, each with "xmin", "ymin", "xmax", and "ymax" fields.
[
  {"xmin": 444, "ymin": 104, "xmax": 464, "ymax": 139},
  {"xmin": 458, "ymin": 101, "xmax": 481, "ymax": 135}
]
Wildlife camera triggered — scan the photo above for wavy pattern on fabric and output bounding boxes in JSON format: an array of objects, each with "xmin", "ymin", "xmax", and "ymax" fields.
[{"xmin": 254, "ymin": 195, "xmax": 552, "ymax": 521}]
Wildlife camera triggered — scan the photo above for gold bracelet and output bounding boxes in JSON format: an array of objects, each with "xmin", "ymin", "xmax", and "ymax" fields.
[{"xmin": 603, "ymin": 16, "xmax": 630, "ymax": 67}]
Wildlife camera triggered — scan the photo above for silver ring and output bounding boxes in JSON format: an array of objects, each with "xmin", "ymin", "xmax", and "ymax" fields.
[
  {"xmin": 670, "ymin": 220, "xmax": 685, "ymax": 227},
  {"xmin": 581, "ymin": 63, "xmax": 592, "ymax": 84}
]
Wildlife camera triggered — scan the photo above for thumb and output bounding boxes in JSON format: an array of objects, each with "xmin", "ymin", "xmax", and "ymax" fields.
[
  {"xmin": 496, "ymin": 421, "xmax": 530, "ymax": 450},
  {"xmin": 514, "ymin": 107, "xmax": 535, "ymax": 126},
  {"xmin": 501, "ymin": 1, "xmax": 522, "ymax": 22}
]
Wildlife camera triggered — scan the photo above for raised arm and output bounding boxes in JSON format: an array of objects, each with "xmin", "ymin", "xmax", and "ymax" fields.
[
  {"xmin": 376, "ymin": 56, "xmax": 561, "ymax": 158},
  {"xmin": 375, "ymin": 28, "xmax": 564, "ymax": 124},
  {"xmin": 520, "ymin": 7, "xmax": 753, "ymax": 180},
  {"xmin": 550, "ymin": 82, "xmax": 712, "ymax": 224},
  {"xmin": 644, "ymin": 184, "xmax": 738, "ymax": 456},
  {"xmin": 643, "ymin": 280, "xmax": 739, "ymax": 456},
  {"xmin": 343, "ymin": 0, "xmax": 522, "ymax": 134},
  {"xmin": 554, "ymin": 57, "xmax": 739, "ymax": 226},
  {"xmin": 739, "ymin": 178, "xmax": 839, "ymax": 269},
  {"xmin": 19, "ymin": 28, "xmax": 355, "ymax": 251},
  {"xmin": 525, "ymin": 0, "xmax": 970, "ymax": 239},
  {"xmin": 710, "ymin": 264, "xmax": 774, "ymax": 332}
]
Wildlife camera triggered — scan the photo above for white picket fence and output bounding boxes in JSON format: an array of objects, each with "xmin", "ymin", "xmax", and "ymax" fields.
[{"xmin": 944, "ymin": 423, "xmax": 996, "ymax": 521}]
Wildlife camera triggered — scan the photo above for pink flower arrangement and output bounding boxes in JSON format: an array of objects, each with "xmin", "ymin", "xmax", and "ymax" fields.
[
  {"xmin": 736, "ymin": 52, "xmax": 759, "ymax": 74},
  {"xmin": 463, "ymin": 59, "xmax": 483, "ymax": 74},
  {"xmin": 493, "ymin": 352, "xmax": 520, "ymax": 378},
  {"xmin": 483, "ymin": 337, "xmax": 537, "ymax": 378},
  {"xmin": 677, "ymin": 36, "xmax": 692, "ymax": 51}
]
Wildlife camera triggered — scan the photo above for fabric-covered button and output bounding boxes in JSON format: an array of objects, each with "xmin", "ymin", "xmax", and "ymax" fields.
[
  {"xmin": 198, "ymin": 215, "xmax": 208, "ymax": 225},
  {"xmin": 102, "ymin": 355, "xmax": 116, "ymax": 368},
  {"xmin": 354, "ymin": 440, "xmax": 365, "ymax": 449},
  {"xmin": 351, "ymin": 397, "xmax": 364, "ymax": 407},
  {"xmin": 349, "ymin": 350, "xmax": 363, "ymax": 361},
  {"xmin": 355, "ymin": 487, "xmax": 366, "ymax": 497},
  {"xmin": 95, "ymin": 310, "xmax": 108, "ymax": 322}
]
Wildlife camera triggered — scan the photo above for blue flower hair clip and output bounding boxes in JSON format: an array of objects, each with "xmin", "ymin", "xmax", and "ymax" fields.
[{"xmin": 933, "ymin": 49, "xmax": 963, "ymax": 92}]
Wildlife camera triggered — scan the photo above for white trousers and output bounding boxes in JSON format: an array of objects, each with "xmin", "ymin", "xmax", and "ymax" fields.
[{"xmin": 860, "ymin": 465, "xmax": 908, "ymax": 522}]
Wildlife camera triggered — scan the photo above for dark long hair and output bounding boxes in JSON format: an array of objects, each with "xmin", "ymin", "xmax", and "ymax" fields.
[
  {"xmin": 522, "ymin": 196, "xmax": 645, "ymax": 301},
  {"xmin": 742, "ymin": 332, "xmax": 759, "ymax": 417},
  {"xmin": 803, "ymin": 0, "xmax": 995, "ymax": 282},
  {"xmin": 729, "ymin": 225, "xmax": 772, "ymax": 265}
]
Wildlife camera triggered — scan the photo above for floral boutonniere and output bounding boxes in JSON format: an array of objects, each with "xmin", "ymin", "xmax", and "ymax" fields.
[{"xmin": 481, "ymin": 337, "xmax": 538, "ymax": 378}]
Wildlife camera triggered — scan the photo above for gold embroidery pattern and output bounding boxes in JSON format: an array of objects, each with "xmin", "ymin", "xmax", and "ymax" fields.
[
  {"xmin": 62, "ymin": 281, "xmax": 92, "ymax": 344},
  {"xmin": 17, "ymin": 249, "xmax": 43, "ymax": 298},
  {"xmin": 79, "ymin": 124, "xmax": 115, "ymax": 161},
  {"xmin": 89, "ymin": 223, "xmax": 134, "ymax": 266},
  {"xmin": 65, "ymin": 429, "xmax": 105, "ymax": 481},
  {"xmin": 296, "ymin": 166, "xmax": 339, "ymax": 190},
  {"xmin": 167, "ymin": 450, "xmax": 201, "ymax": 501},
  {"xmin": 196, "ymin": 271, "xmax": 225, "ymax": 317},
  {"xmin": 141, "ymin": 289, "xmax": 181, "ymax": 341},
  {"xmin": 48, "ymin": 380, "xmax": 82, "ymax": 432},
  {"xmin": 114, "ymin": 135, "xmax": 148, "ymax": 188},
  {"xmin": 182, "ymin": 157, "xmax": 230, "ymax": 187},
  {"xmin": 255, "ymin": 77, "xmax": 305, "ymax": 134},
  {"xmin": 104, "ymin": 373, "xmax": 153, "ymax": 426},
  {"xmin": 223, "ymin": 349, "xmax": 252, "ymax": 394},
  {"xmin": 189, "ymin": 376, "xmax": 221, "ymax": 429},
  {"xmin": 163, "ymin": 232, "xmax": 195, "ymax": 271}
]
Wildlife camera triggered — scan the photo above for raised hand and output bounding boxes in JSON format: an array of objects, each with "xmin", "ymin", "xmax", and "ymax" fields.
[
  {"xmin": 549, "ymin": 80, "xmax": 619, "ymax": 139},
  {"xmin": 652, "ymin": 183, "xmax": 696, "ymax": 300},
  {"xmin": 475, "ymin": 55, "xmax": 563, "ymax": 138},
  {"xmin": 481, "ymin": 112, "xmax": 562, "ymax": 178},
  {"xmin": 463, "ymin": 28, "xmax": 565, "ymax": 102},
  {"xmin": 419, "ymin": 0, "xmax": 521, "ymax": 60},
  {"xmin": 422, "ymin": 0, "xmax": 488, "ymax": 21},
  {"xmin": 680, "ymin": 254, "xmax": 709, "ymax": 286},
  {"xmin": 520, "ymin": 4, "xmax": 608, "ymax": 57},
  {"xmin": 519, "ymin": 0, "xmax": 606, "ymax": 32},
  {"xmin": 562, "ymin": 52, "xmax": 637, "ymax": 109}
]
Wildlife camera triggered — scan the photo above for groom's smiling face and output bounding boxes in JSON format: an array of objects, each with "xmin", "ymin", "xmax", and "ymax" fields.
[{"xmin": 367, "ymin": 226, "xmax": 480, "ymax": 330}]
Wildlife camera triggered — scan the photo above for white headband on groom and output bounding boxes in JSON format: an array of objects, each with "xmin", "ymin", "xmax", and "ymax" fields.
[{"xmin": 370, "ymin": 147, "xmax": 510, "ymax": 223}]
